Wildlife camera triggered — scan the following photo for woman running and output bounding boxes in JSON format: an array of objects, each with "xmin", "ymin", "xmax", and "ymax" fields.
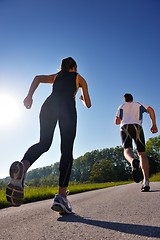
[{"xmin": 6, "ymin": 57, "xmax": 91, "ymax": 214}]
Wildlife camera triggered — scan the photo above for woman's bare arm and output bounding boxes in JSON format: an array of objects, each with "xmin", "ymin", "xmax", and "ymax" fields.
[
  {"xmin": 23, "ymin": 74, "xmax": 56, "ymax": 109},
  {"xmin": 77, "ymin": 74, "xmax": 91, "ymax": 108}
]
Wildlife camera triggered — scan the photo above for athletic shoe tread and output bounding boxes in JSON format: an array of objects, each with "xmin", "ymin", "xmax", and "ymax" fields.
[
  {"xmin": 132, "ymin": 159, "xmax": 143, "ymax": 183},
  {"xmin": 51, "ymin": 194, "xmax": 72, "ymax": 215},
  {"xmin": 6, "ymin": 161, "xmax": 25, "ymax": 206}
]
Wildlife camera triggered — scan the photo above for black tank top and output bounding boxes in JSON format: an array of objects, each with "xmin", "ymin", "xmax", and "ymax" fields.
[{"xmin": 52, "ymin": 72, "xmax": 77, "ymax": 101}]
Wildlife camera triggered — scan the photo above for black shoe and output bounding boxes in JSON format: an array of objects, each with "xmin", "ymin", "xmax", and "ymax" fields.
[
  {"xmin": 141, "ymin": 185, "xmax": 150, "ymax": 192},
  {"xmin": 132, "ymin": 159, "xmax": 143, "ymax": 183}
]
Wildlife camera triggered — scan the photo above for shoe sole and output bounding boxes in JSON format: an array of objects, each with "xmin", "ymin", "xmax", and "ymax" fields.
[
  {"xmin": 6, "ymin": 161, "xmax": 24, "ymax": 206},
  {"xmin": 51, "ymin": 204, "xmax": 67, "ymax": 215},
  {"xmin": 132, "ymin": 169, "xmax": 143, "ymax": 183},
  {"xmin": 132, "ymin": 159, "xmax": 143, "ymax": 183},
  {"xmin": 51, "ymin": 203, "xmax": 72, "ymax": 215},
  {"xmin": 6, "ymin": 183, "xmax": 24, "ymax": 206}
]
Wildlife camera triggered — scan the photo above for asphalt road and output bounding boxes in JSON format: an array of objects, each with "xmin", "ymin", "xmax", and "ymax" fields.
[{"xmin": 0, "ymin": 182, "xmax": 160, "ymax": 240}]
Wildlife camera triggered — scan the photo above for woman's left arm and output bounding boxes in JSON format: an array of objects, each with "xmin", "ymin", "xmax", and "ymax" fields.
[{"xmin": 77, "ymin": 74, "xmax": 91, "ymax": 108}]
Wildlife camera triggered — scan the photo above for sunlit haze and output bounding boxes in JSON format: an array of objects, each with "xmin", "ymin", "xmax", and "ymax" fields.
[{"xmin": 0, "ymin": 93, "xmax": 21, "ymax": 127}]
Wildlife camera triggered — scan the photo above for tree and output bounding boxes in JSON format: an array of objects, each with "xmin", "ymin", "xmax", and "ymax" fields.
[
  {"xmin": 1, "ymin": 136, "xmax": 159, "ymax": 188},
  {"xmin": 71, "ymin": 150, "xmax": 101, "ymax": 182},
  {"xmin": 146, "ymin": 136, "xmax": 160, "ymax": 159},
  {"xmin": 90, "ymin": 159, "xmax": 114, "ymax": 183},
  {"xmin": 146, "ymin": 136, "xmax": 160, "ymax": 174}
]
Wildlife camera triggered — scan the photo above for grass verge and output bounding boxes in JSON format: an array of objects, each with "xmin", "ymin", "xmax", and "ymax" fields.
[
  {"xmin": 1, "ymin": 175, "xmax": 160, "ymax": 210},
  {"xmin": 0, "ymin": 181, "xmax": 130, "ymax": 209}
]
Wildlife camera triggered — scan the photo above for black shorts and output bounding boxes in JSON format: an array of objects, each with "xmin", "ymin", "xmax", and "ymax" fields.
[{"xmin": 120, "ymin": 124, "xmax": 145, "ymax": 152}]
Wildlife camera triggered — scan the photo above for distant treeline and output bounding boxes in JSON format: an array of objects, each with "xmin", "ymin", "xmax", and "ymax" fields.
[{"xmin": 0, "ymin": 136, "xmax": 160, "ymax": 189}]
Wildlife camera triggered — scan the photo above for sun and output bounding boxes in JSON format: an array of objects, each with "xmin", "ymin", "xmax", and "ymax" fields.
[{"xmin": 0, "ymin": 93, "xmax": 21, "ymax": 127}]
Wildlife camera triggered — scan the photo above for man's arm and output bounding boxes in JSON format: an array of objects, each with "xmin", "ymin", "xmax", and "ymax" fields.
[
  {"xmin": 147, "ymin": 106, "xmax": 158, "ymax": 133},
  {"xmin": 114, "ymin": 116, "xmax": 121, "ymax": 125}
]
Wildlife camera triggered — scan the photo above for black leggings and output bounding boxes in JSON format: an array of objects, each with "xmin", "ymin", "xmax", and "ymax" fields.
[{"xmin": 22, "ymin": 95, "xmax": 77, "ymax": 187}]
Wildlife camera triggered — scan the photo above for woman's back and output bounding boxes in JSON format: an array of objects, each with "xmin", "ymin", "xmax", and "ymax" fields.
[{"xmin": 52, "ymin": 72, "xmax": 77, "ymax": 100}]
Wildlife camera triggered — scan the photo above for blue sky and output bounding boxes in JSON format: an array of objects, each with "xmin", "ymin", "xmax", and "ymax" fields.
[{"xmin": 0, "ymin": 0, "xmax": 159, "ymax": 178}]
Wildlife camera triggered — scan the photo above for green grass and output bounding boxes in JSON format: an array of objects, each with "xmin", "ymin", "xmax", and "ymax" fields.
[
  {"xmin": 1, "ymin": 175, "xmax": 159, "ymax": 210},
  {"xmin": 150, "ymin": 173, "xmax": 160, "ymax": 182},
  {"xmin": 0, "ymin": 181, "xmax": 130, "ymax": 209}
]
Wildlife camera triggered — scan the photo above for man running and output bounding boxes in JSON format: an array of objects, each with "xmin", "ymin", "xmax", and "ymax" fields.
[{"xmin": 115, "ymin": 93, "xmax": 158, "ymax": 191}]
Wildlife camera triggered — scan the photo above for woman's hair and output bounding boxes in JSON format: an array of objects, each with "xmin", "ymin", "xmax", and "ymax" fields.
[
  {"xmin": 124, "ymin": 93, "xmax": 133, "ymax": 102},
  {"xmin": 59, "ymin": 57, "xmax": 77, "ymax": 76}
]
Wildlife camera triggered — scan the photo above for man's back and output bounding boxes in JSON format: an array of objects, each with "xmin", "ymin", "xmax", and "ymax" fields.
[{"xmin": 116, "ymin": 101, "xmax": 148, "ymax": 127}]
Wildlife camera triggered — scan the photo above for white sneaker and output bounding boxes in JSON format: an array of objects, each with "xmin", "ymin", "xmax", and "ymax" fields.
[
  {"xmin": 6, "ymin": 161, "xmax": 25, "ymax": 206},
  {"xmin": 51, "ymin": 193, "xmax": 72, "ymax": 215}
]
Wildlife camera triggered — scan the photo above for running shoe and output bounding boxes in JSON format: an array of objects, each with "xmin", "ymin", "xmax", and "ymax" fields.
[
  {"xmin": 141, "ymin": 182, "xmax": 150, "ymax": 192},
  {"xmin": 6, "ymin": 161, "xmax": 25, "ymax": 206},
  {"xmin": 132, "ymin": 159, "xmax": 143, "ymax": 183},
  {"xmin": 51, "ymin": 194, "xmax": 72, "ymax": 215}
]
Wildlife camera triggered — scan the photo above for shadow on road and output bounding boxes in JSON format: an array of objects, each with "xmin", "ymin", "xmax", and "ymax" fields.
[
  {"xmin": 57, "ymin": 213, "xmax": 160, "ymax": 238},
  {"xmin": 149, "ymin": 190, "xmax": 160, "ymax": 192}
]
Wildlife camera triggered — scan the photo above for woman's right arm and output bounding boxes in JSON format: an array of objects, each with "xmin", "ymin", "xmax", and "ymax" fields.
[
  {"xmin": 23, "ymin": 74, "xmax": 56, "ymax": 109},
  {"xmin": 77, "ymin": 74, "xmax": 91, "ymax": 108}
]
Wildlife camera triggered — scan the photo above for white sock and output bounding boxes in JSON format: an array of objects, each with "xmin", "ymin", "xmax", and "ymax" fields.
[{"xmin": 143, "ymin": 180, "xmax": 149, "ymax": 186}]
